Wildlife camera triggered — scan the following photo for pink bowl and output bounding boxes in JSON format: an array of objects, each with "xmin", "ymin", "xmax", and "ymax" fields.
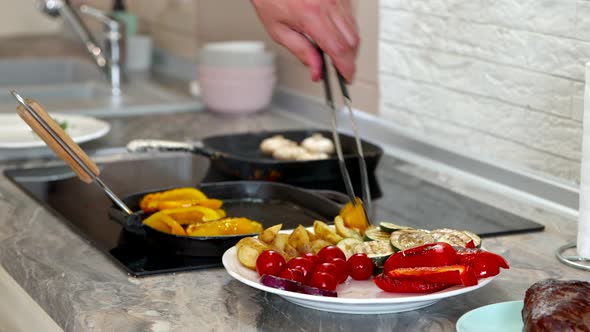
[
  {"xmin": 199, "ymin": 76, "xmax": 277, "ymax": 114},
  {"xmin": 198, "ymin": 66, "xmax": 275, "ymax": 80}
]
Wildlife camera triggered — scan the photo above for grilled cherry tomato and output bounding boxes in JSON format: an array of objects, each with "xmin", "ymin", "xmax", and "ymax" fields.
[
  {"xmin": 456, "ymin": 248, "xmax": 509, "ymax": 278},
  {"xmin": 309, "ymin": 272, "xmax": 338, "ymax": 291},
  {"xmin": 326, "ymin": 257, "xmax": 348, "ymax": 283},
  {"xmin": 302, "ymin": 253, "xmax": 323, "ymax": 266},
  {"xmin": 279, "ymin": 267, "xmax": 306, "ymax": 283},
  {"xmin": 374, "ymin": 273, "xmax": 451, "ymax": 293},
  {"xmin": 384, "ymin": 242, "xmax": 458, "ymax": 273},
  {"xmin": 287, "ymin": 257, "xmax": 314, "ymax": 281},
  {"xmin": 317, "ymin": 246, "xmax": 346, "ymax": 262},
  {"xmin": 313, "ymin": 262, "xmax": 341, "ymax": 281},
  {"xmin": 346, "ymin": 253, "xmax": 375, "ymax": 280},
  {"xmin": 256, "ymin": 250, "xmax": 286, "ymax": 277}
]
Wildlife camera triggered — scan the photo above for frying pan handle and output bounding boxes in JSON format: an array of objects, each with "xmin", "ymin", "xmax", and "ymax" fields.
[
  {"xmin": 108, "ymin": 207, "xmax": 146, "ymax": 236},
  {"xmin": 307, "ymin": 189, "xmax": 351, "ymax": 205},
  {"xmin": 126, "ymin": 139, "xmax": 216, "ymax": 158}
]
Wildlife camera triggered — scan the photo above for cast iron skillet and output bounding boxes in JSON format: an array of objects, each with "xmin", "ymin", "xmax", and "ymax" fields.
[
  {"xmin": 108, "ymin": 181, "xmax": 347, "ymax": 257},
  {"xmin": 130, "ymin": 129, "xmax": 383, "ymax": 189}
]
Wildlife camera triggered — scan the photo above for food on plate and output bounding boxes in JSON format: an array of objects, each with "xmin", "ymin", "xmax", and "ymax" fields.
[
  {"xmin": 383, "ymin": 242, "xmax": 458, "ymax": 272},
  {"xmin": 260, "ymin": 274, "xmax": 337, "ymax": 297},
  {"xmin": 236, "ymin": 237, "xmax": 270, "ymax": 269},
  {"xmin": 389, "ymin": 228, "xmax": 481, "ymax": 251},
  {"xmin": 522, "ymin": 279, "xmax": 590, "ymax": 332},
  {"xmin": 455, "ymin": 247, "xmax": 509, "ymax": 278},
  {"xmin": 374, "ymin": 242, "xmax": 509, "ymax": 294},
  {"xmin": 256, "ymin": 250, "xmax": 286, "ymax": 277},
  {"xmin": 373, "ymin": 274, "xmax": 452, "ymax": 293},
  {"xmin": 339, "ymin": 199, "xmax": 369, "ymax": 234},
  {"xmin": 138, "ymin": 188, "xmax": 263, "ymax": 237},
  {"xmin": 260, "ymin": 135, "xmax": 297, "ymax": 155},
  {"xmin": 301, "ymin": 133, "xmax": 335, "ymax": 154},
  {"xmin": 346, "ymin": 253, "xmax": 375, "ymax": 280},
  {"xmin": 259, "ymin": 133, "xmax": 333, "ymax": 161},
  {"xmin": 234, "ymin": 217, "xmax": 508, "ymax": 298},
  {"xmin": 255, "ymin": 244, "xmax": 374, "ymax": 297}
]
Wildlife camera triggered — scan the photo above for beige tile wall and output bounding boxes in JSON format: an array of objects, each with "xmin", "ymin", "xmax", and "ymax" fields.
[{"xmin": 123, "ymin": 0, "xmax": 379, "ymax": 114}]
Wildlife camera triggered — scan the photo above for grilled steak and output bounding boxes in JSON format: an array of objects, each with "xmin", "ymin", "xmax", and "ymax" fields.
[{"xmin": 522, "ymin": 279, "xmax": 590, "ymax": 332}]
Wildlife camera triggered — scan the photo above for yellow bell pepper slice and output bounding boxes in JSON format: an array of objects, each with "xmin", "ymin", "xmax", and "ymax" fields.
[
  {"xmin": 339, "ymin": 197, "xmax": 369, "ymax": 235},
  {"xmin": 145, "ymin": 198, "xmax": 223, "ymax": 212},
  {"xmin": 160, "ymin": 206, "xmax": 223, "ymax": 225},
  {"xmin": 140, "ymin": 188, "xmax": 208, "ymax": 212},
  {"xmin": 186, "ymin": 217, "xmax": 263, "ymax": 237},
  {"xmin": 215, "ymin": 209, "xmax": 227, "ymax": 218},
  {"xmin": 143, "ymin": 212, "xmax": 187, "ymax": 236}
]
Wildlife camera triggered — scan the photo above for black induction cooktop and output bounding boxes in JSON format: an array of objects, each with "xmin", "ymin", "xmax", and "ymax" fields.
[{"xmin": 4, "ymin": 153, "xmax": 544, "ymax": 277}]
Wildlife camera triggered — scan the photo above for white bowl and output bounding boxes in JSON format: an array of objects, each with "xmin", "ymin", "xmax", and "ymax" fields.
[
  {"xmin": 199, "ymin": 50, "xmax": 275, "ymax": 67},
  {"xmin": 198, "ymin": 66, "xmax": 275, "ymax": 81},
  {"xmin": 199, "ymin": 76, "xmax": 277, "ymax": 114},
  {"xmin": 203, "ymin": 41, "xmax": 266, "ymax": 54}
]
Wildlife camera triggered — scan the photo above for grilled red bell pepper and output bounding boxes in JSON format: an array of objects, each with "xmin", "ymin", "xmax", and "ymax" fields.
[
  {"xmin": 374, "ymin": 273, "xmax": 452, "ymax": 293},
  {"xmin": 456, "ymin": 248, "xmax": 509, "ymax": 278},
  {"xmin": 387, "ymin": 265, "xmax": 478, "ymax": 286},
  {"xmin": 383, "ymin": 242, "xmax": 458, "ymax": 273}
]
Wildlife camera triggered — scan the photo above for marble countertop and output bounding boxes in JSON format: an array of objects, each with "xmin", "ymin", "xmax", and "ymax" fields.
[
  {"xmin": 0, "ymin": 35, "xmax": 587, "ymax": 332},
  {"xmin": 0, "ymin": 108, "xmax": 587, "ymax": 332}
]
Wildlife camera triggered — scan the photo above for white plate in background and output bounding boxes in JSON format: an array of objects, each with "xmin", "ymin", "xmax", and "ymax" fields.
[
  {"xmin": 0, "ymin": 113, "xmax": 110, "ymax": 149},
  {"xmin": 222, "ymin": 246, "xmax": 498, "ymax": 314}
]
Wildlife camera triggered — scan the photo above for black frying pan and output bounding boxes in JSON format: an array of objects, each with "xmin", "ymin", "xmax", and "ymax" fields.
[
  {"xmin": 127, "ymin": 129, "xmax": 383, "ymax": 196},
  {"xmin": 108, "ymin": 181, "xmax": 347, "ymax": 257}
]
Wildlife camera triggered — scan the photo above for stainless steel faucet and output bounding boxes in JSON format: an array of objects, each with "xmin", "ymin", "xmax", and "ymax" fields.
[{"xmin": 39, "ymin": 0, "xmax": 126, "ymax": 95}]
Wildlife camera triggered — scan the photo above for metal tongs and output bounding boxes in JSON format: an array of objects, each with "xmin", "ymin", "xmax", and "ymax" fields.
[
  {"xmin": 11, "ymin": 90, "xmax": 133, "ymax": 215},
  {"xmin": 315, "ymin": 48, "xmax": 373, "ymax": 224}
]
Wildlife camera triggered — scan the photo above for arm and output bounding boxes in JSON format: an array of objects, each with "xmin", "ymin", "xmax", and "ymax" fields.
[{"xmin": 251, "ymin": 0, "xmax": 360, "ymax": 83}]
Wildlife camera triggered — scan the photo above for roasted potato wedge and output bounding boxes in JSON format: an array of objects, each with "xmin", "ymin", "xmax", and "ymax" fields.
[
  {"xmin": 334, "ymin": 216, "xmax": 362, "ymax": 239},
  {"xmin": 306, "ymin": 229, "xmax": 318, "ymax": 242},
  {"xmin": 258, "ymin": 224, "xmax": 282, "ymax": 244},
  {"xmin": 311, "ymin": 239, "xmax": 332, "ymax": 254},
  {"xmin": 313, "ymin": 220, "xmax": 343, "ymax": 244},
  {"xmin": 288, "ymin": 225, "xmax": 313, "ymax": 254},
  {"xmin": 271, "ymin": 233, "xmax": 290, "ymax": 252},
  {"xmin": 236, "ymin": 237, "xmax": 269, "ymax": 270},
  {"xmin": 283, "ymin": 243, "xmax": 300, "ymax": 260}
]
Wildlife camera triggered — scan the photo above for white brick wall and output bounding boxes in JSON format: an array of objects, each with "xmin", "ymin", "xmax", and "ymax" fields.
[{"xmin": 379, "ymin": 0, "xmax": 590, "ymax": 183}]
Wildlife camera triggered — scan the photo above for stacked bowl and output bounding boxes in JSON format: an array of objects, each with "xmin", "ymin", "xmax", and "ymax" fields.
[{"xmin": 198, "ymin": 41, "xmax": 276, "ymax": 114}]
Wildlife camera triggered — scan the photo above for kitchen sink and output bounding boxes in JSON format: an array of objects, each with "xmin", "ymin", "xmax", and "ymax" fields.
[{"xmin": 0, "ymin": 57, "xmax": 203, "ymax": 117}]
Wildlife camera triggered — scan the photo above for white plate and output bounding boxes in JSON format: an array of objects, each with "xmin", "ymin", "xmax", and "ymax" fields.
[
  {"xmin": 222, "ymin": 246, "xmax": 497, "ymax": 314},
  {"xmin": 456, "ymin": 300, "xmax": 524, "ymax": 332},
  {"xmin": 0, "ymin": 113, "xmax": 110, "ymax": 149}
]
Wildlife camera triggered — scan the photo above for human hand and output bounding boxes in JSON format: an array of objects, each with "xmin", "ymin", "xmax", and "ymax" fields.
[{"xmin": 251, "ymin": 0, "xmax": 360, "ymax": 82}]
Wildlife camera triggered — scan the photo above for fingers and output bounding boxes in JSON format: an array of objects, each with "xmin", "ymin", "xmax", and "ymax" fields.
[
  {"xmin": 302, "ymin": 2, "xmax": 359, "ymax": 82},
  {"xmin": 271, "ymin": 24, "xmax": 323, "ymax": 81}
]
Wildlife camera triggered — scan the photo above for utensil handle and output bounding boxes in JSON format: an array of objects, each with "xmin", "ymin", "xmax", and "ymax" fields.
[
  {"xmin": 127, "ymin": 139, "xmax": 196, "ymax": 153},
  {"xmin": 126, "ymin": 139, "xmax": 217, "ymax": 158},
  {"xmin": 16, "ymin": 99, "xmax": 100, "ymax": 183}
]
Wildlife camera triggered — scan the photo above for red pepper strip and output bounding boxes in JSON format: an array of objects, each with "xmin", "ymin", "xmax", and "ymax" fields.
[
  {"xmin": 456, "ymin": 248, "xmax": 510, "ymax": 278},
  {"xmin": 465, "ymin": 240, "xmax": 476, "ymax": 249},
  {"xmin": 387, "ymin": 265, "xmax": 478, "ymax": 287},
  {"xmin": 384, "ymin": 242, "xmax": 458, "ymax": 273},
  {"xmin": 374, "ymin": 273, "xmax": 452, "ymax": 293}
]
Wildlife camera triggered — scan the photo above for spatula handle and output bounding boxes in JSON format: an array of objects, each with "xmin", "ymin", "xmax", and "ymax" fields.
[{"xmin": 16, "ymin": 98, "xmax": 100, "ymax": 183}]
